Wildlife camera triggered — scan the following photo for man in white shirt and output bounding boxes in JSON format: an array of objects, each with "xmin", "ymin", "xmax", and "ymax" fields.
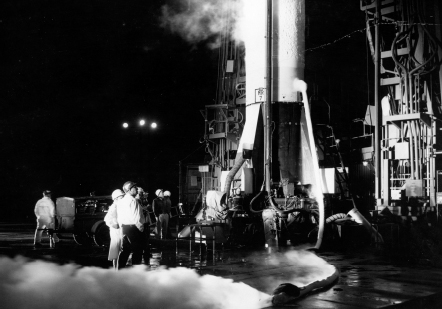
[
  {"xmin": 116, "ymin": 181, "xmax": 148, "ymax": 269},
  {"xmin": 34, "ymin": 190, "xmax": 59, "ymax": 247}
]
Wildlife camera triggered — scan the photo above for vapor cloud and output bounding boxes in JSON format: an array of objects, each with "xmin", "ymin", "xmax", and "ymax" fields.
[
  {"xmin": 267, "ymin": 248, "xmax": 336, "ymax": 288},
  {"xmin": 0, "ymin": 256, "xmax": 269, "ymax": 309},
  {"xmin": 1, "ymin": 248, "xmax": 337, "ymax": 309},
  {"xmin": 160, "ymin": 0, "xmax": 246, "ymax": 49}
]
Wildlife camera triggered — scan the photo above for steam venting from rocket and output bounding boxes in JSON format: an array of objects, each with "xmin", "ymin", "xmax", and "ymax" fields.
[
  {"xmin": 160, "ymin": 0, "xmax": 249, "ymax": 49},
  {"xmin": 0, "ymin": 249, "xmax": 335, "ymax": 309}
]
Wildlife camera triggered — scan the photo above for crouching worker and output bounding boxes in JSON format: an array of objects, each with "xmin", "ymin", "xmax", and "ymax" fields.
[{"xmin": 104, "ymin": 189, "xmax": 125, "ymax": 269}]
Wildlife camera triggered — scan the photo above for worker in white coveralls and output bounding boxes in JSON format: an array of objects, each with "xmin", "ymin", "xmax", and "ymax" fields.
[
  {"xmin": 34, "ymin": 190, "xmax": 59, "ymax": 247},
  {"xmin": 116, "ymin": 181, "xmax": 149, "ymax": 269},
  {"xmin": 104, "ymin": 189, "xmax": 125, "ymax": 269}
]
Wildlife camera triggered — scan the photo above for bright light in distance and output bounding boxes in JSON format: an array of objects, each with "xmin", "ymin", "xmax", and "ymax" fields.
[
  {"xmin": 151, "ymin": 122, "xmax": 157, "ymax": 129},
  {"xmin": 122, "ymin": 123, "xmax": 129, "ymax": 128},
  {"xmin": 139, "ymin": 120, "xmax": 145, "ymax": 126},
  {"xmin": 363, "ymin": 161, "xmax": 368, "ymax": 166}
]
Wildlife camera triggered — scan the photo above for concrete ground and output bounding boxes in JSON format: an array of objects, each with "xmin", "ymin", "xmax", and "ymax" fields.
[{"xmin": 1, "ymin": 222, "xmax": 442, "ymax": 308}]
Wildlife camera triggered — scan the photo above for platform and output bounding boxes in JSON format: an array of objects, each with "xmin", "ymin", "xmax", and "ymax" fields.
[{"xmin": 1, "ymin": 222, "xmax": 442, "ymax": 308}]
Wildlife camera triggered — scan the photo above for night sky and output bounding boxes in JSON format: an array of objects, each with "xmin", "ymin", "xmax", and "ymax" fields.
[{"xmin": 1, "ymin": 0, "xmax": 367, "ymax": 220}]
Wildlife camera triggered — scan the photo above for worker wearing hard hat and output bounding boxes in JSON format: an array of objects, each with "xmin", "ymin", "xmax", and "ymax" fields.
[
  {"xmin": 163, "ymin": 191, "xmax": 172, "ymax": 238},
  {"xmin": 136, "ymin": 187, "xmax": 148, "ymax": 205},
  {"xmin": 104, "ymin": 189, "xmax": 125, "ymax": 269},
  {"xmin": 34, "ymin": 190, "xmax": 59, "ymax": 247},
  {"xmin": 153, "ymin": 189, "xmax": 171, "ymax": 239},
  {"xmin": 136, "ymin": 187, "xmax": 151, "ymax": 224},
  {"xmin": 135, "ymin": 186, "xmax": 152, "ymax": 257},
  {"xmin": 116, "ymin": 181, "xmax": 149, "ymax": 269},
  {"xmin": 163, "ymin": 190, "xmax": 172, "ymax": 209}
]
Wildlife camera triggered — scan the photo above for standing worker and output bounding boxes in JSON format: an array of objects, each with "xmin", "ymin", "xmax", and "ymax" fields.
[
  {"xmin": 163, "ymin": 190, "xmax": 172, "ymax": 238},
  {"xmin": 136, "ymin": 186, "xmax": 151, "ymax": 258},
  {"xmin": 34, "ymin": 190, "xmax": 59, "ymax": 247},
  {"xmin": 116, "ymin": 181, "xmax": 149, "ymax": 269},
  {"xmin": 104, "ymin": 189, "xmax": 125, "ymax": 269},
  {"xmin": 136, "ymin": 187, "xmax": 151, "ymax": 225},
  {"xmin": 153, "ymin": 189, "xmax": 171, "ymax": 239}
]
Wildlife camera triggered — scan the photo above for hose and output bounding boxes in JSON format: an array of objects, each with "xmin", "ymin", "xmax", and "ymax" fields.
[
  {"xmin": 293, "ymin": 78, "xmax": 325, "ymax": 250},
  {"xmin": 271, "ymin": 266, "xmax": 339, "ymax": 305},
  {"xmin": 347, "ymin": 208, "xmax": 384, "ymax": 243},
  {"xmin": 325, "ymin": 213, "xmax": 348, "ymax": 224},
  {"xmin": 222, "ymin": 155, "xmax": 245, "ymax": 207},
  {"xmin": 249, "ymin": 189, "xmax": 265, "ymax": 214}
]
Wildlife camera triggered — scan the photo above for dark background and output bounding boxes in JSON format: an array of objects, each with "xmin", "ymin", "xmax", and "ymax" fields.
[{"xmin": 1, "ymin": 0, "xmax": 368, "ymax": 221}]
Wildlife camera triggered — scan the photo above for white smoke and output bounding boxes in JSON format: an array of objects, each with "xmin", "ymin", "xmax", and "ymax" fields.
[
  {"xmin": 0, "ymin": 256, "xmax": 269, "ymax": 309},
  {"xmin": 265, "ymin": 248, "xmax": 336, "ymax": 289},
  {"xmin": 1, "ymin": 248, "xmax": 337, "ymax": 309},
  {"xmin": 160, "ymin": 0, "xmax": 248, "ymax": 49}
]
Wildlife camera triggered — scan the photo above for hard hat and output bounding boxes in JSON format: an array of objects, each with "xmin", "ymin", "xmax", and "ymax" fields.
[
  {"xmin": 43, "ymin": 190, "xmax": 51, "ymax": 196},
  {"xmin": 137, "ymin": 187, "xmax": 144, "ymax": 193},
  {"xmin": 112, "ymin": 189, "xmax": 125, "ymax": 200},
  {"xmin": 123, "ymin": 181, "xmax": 137, "ymax": 193},
  {"xmin": 155, "ymin": 189, "xmax": 163, "ymax": 197},
  {"xmin": 164, "ymin": 190, "xmax": 171, "ymax": 197}
]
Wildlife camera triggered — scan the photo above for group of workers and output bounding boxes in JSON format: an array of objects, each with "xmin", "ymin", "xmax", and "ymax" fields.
[
  {"xmin": 33, "ymin": 181, "xmax": 173, "ymax": 270},
  {"xmin": 104, "ymin": 181, "xmax": 172, "ymax": 269}
]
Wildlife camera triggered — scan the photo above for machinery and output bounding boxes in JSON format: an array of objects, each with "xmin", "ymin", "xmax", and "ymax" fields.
[
  {"xmin": 177, "ymin": 0, "xmax": 442, "ymax": 250},
  {"xmin": 360, "ymin": 0, "xmax": 442, "ymax": 218},
  {"xmin": 179, "ymin": 0, "xmax": 326, "ymax": 248},
  {"xmin": 55, "ymin": 195, "xmax": 113, "ymax": 246}
]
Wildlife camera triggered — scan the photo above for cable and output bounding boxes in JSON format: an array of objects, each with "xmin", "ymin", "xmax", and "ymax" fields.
[
  {"xmin": 305, "ymin": 21, "xmax": 442, "ymax": 53},
  {"xmin": 178, "ymin": 143, "xmax": 205, "ymax": 162}
]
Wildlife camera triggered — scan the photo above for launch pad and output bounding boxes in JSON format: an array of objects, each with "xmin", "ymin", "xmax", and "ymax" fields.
[{"xmin": 1, "ymin": 222, "xmax": 442, "ymax": 308}]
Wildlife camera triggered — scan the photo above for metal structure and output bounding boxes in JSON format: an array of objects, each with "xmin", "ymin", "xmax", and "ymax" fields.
[
  {"xmin": 361, "ymin": 0, "xmax": 442, "ymax": 214},
  {"xmin": 199, "ymin": 19, "xmax": 246, "ymax": 189},
  {"xmin": 180, "ymin": 0, "xmax": 442, "ymax": 249},
  {"xmin": 191, "ymin": 0, "xmax": 325, "ymax": 248}
]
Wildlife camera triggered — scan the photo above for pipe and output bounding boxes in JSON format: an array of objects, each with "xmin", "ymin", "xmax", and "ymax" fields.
[
  {"xmin": 407, "ymin": 120, "xmax": 415, "ymax": 178},
  {"xmin": 222, "ymin": 156, "xmax": 246, "ymax": 206},
  {"xmin": 293, "ymin": 78, "xmax": 325, "ymax": 250},
  {"xmin": 374, "ymin": 0, "xmax": 381, "ymax": 203},
  {"xmin": 347, "ymin": 208, "xmax": 383, "ymax": 243},
  {"xmin": 412, "ymin": 120, "xmax": 420, "ymax": 179},
  {"xmin": 264, "ymin": 0, "xmax": 273, "ymax": 195},
  {"xmin": 178, "ymin": 161, "xmax": 182, "ymax": 205},
  {"xmin": 270, "ymin": 266, "xmax": 339, "ymax": 305}
]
